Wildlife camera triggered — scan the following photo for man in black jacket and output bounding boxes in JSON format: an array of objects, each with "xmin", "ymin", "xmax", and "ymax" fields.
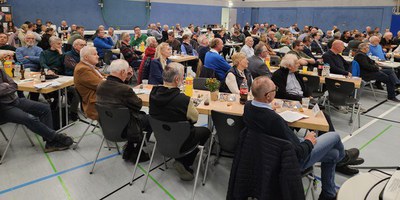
[
  {"xmin": 245, "ymin": 76, "xmax": 356, "ymax": 200},
  {"xmin": 354, "ymin": 43, "xmax": 400, "ymax": 102},
  {"xmin": 149, "ymin": 62, "xmax": 210, "ymax": 181},
  {"xmin": 323, "ymin": 40, "xmax": 352, "ymax": 77},
  {"xmin": 97, "ymin": 59, "xmax": 152, "ymax": 162}
]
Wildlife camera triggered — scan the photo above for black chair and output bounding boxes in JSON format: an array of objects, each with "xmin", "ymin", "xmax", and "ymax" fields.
[
  {"xmin": 91, "ymin": 104, "xmax": 147, "ymax": 175},
  {"xmin": 325, "ymin": 78, "xmax": 361, "ymax": 132},
  {"xmin": 199, "ymin": 66, "xmax": 216, "ymax": 78},
  {"xmin": 193, "ymin": 78, "xmax": 208, "ymax": 90},
  {"xmin": 203, "ymin": 110, "xmax": 245, "ymax": 185},
  {"xmin": 138, "ymin": 117, "xmax": 204, "ymax": 200},
  {"xmin": 0, "ymin": 121, "xmax": 35, "ymax": 164},
  {"xmin": 270, "ymin": 55, "xmax": 281, "ymax": 67},
  {"xmin": 63, "ymin": 43, "xmax": 73, "ymax": 52},
  {"xmin": 300, "ymin": 74, "xmax": 324, "ymax": 98},
  {"xmin": 103, "ymin": 49, "xmax": 113, "ymax": 65}
]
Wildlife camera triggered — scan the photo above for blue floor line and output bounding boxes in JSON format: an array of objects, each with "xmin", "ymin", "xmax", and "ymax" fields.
[
  {"xmin": 314, "ymin": 175, "xmax": 341, "ymax": 190},
  {"xmin": 0, "ymin": 153, "xmax": 119, "ymax": 196}
]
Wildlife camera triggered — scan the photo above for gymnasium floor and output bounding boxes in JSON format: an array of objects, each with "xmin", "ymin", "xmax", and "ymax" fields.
[{"xmin": 1, "ymin": 88, "xmax": 399, "ymax": 200}]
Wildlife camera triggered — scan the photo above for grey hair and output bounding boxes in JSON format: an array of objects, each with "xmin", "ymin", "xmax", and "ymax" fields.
[
  {"xmin": 72, "ymin": 39, "xmax": 85, "ymax": 47},
  {"xmin": 369, "ymin": 36, "xmax": 379, "ymax": 43},
  {"xmin": 280, "ymin": 54, "xmax": 298, "ymax": 68},
  {"xmin": 49, "ymin": 36, "xmax": 61, "ymax": 45},
  {"xmin": 162, "ymin": 62, "xmax": 184, "ymax": 83},
  {"xmin": 120, "ymin": 32, "xmax": 129, "ymax": 40},
  {"xmin": 146, "ymin": 36, "xmax": 156, "ymax": 47},
  {"xmin": 80, "ymin": 46, "xmax": 97, "ymax": 61},
  {"xmin": 358, "ymin": 42, "xmax": 369, "ymax": 51},
  {"xmin": 108, "ymin": 59, "xmax": 129, "ymax": 74},
  {"xmin": 254, "ymin": 42, "xmax": 266, "ymax": 56}
]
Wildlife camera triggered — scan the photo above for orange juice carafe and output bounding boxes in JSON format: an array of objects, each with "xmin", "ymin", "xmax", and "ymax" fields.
[
  {"xmin": 4, "ymin": 59, "xmax": 13, "ymax": 77},
  {"xmin": 184, "ymin": 75, "xmax": 194, "ymax": 97},
  {"xmin": 265, "ymin": 56, "xmax": 271, "ymax": 70}
]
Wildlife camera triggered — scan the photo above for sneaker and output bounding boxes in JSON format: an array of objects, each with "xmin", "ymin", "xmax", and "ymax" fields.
[
  {"xmin": 53, "ymin": 133, "xmax": 74, "ymax": 146},
  {"xmin": 173, "ymin": 161, "xmax": 194, "ymax": 181},
  {"xmin": 44, "ymin": 140, "xmax": 70, "ymax": 153},
  {"xmin": 347, "ymin": 157, "xmax": 365, "ymax": 166},
  {"xmin": 336, "ymin": 165, "xmax": 359, "ymax": 176},
  {"xmin": 388, "ymin": 97, "xmax": 400, "ymax": 103}
]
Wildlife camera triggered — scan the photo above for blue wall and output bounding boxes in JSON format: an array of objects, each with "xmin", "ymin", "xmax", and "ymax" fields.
[
  {"xmin": 237, "ymin": 6, "xmax": 393, "ymax": 32},
  {"xmin": 7, "ymin": 0, "xmax": 394, "ymax": 32}
]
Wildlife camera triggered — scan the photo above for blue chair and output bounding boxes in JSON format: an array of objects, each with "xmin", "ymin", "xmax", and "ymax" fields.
[{"xmin": 352, "ymin": 60, "xmax": 377, "ymax": 101}]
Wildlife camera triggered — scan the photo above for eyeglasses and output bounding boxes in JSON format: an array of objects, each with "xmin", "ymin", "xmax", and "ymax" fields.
[{"xmin": 265, "ymin": 86, "xmax": 279, "ymax": 95}]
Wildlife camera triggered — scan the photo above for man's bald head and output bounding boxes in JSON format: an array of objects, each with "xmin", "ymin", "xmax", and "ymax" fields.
[
  {"xmin": 331, "ymin": 40, "xmax": 345, "ymax": 54},
  {"xmin": 369, "ymin": 36, "xmax": 380, "ymax": 45},
  {"xmin": 251, "ymin": 76, "xmax": 275, "ymax": 103}
]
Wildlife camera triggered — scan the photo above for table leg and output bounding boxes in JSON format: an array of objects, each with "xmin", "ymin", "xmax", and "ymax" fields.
[
  {"xmin": 65, "ymin": 87, "xmax": 69, "ymax": 126},
  {"xmin": 58, "ymin": 89, "xmax": 62, "ymax": 129},
  {"xmin": 207, "ymin": 115, "xmax": 213, "ymax": 133}
]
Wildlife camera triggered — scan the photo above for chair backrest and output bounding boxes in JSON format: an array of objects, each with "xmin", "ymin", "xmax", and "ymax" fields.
[
  {"xmin": 325, "ymin": 78, "xmax": 355, "ymax": 106},
  {"xmin": 196, "ymin": 59, "xmax": 203, "ymax": 78},
  {"xmin": 351, "ymin": 60, "xmax": 361, "ymax": 77},
  {"xmin": 103, "ymin": 49, "xmax": 113, "ymax": 65},
  {"xmin": 199, "ymin": 66, "xmax": 216, "ymax": 78},
  {"xmin": 270, "ymin": 56, "xmax": 280, "ymax": 67},
  {"xmin": 148, "ymin": 117, "xmax": 193, "ymax": 158},
  {"xmin": 193, "ymin": 78, "xmax": 208, "ymax": 90},
  {"xmin": 211, "ymin": 110, "xmax": 245, "ymax": 153},
  {"xmin": 300, "ymin": 74, "xmax": 320, "ymax": 93},
  {"xmin": 95, "ymin": 104, "xmax": 130, "ymax": 142}
]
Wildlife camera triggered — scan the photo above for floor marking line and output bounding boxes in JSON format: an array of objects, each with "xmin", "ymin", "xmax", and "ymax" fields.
[
  {"xmin": 359, "ymin": 125, "xmax": 392, "ymax": 151},
  {"xmin": 342, "ymin": 103, "xmax": 400, "ymax": 143},
  {"xmin": 362, "ymin": 99, "xmax": 387, "ymax": 115},
  {"xmin": 138, "ymin": 164, "xmax": 176, "ymax": 200},
  {"xmin": 363, "ymin": 115, "xmax": 400, "ymax": 124}
]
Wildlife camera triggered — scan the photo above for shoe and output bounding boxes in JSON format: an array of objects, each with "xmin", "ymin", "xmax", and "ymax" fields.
[
  {"xmin": 129, "ymin": 150, "xmax": 150, "ymax": 163},
  {"xmin": 68, "ymin": 112, "xmax": 79, "ymax": 121},
  {"xmin": 44, "ymin": 140, "xmax": 70, "ymax": 153},
  {"xmin": 318, "ymin": 193, "xmax": 337, "ymax": 200},
  {"xmin": 173, "ymin": 161, "xmax": 194, "ymax": 181},
  {"xmin": 53, "ymin": 133, "xmax": 74, "ymax": 146},
  {"xmin": 347, "ymin": 157, "xmax": 364, "ymax": 166},
  {"xmin": 122, "ymin": 142, "xmax": 135, "ymax": 160},
  {"xmin": 336, "ymin": 106, "xmax": 348, "ymax": 114},
  {"xmin": 336, "ymin": 165, "xmax": 359, "ymax": 176},
  {"xmin": 337, "ymin": 148, "xmax": 359, "ymax": 167},
  {"xmin": 388, "ymin": 97, "xmax": 400, "ymax": 102}
]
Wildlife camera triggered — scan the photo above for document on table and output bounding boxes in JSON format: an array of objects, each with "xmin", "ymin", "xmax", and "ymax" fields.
[
  {"xmin": 132, "ymin": 88, "xmax": 151, "ymax": 95},
  {"xmin": 278, "ymin": 111, "xmax": 309, "ymax": 123},
  {"xmin": 328, "ymin": 74, "xmax": 346, "ymax": 78},
  {"xmin": 34, "ymin": 81, "xmax": 61, "ymax": 89}
]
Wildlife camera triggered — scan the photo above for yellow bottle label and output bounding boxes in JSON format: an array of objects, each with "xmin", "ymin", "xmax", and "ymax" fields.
[
  {"xmin": 184, "ymin": 77, "xmax": 193, "ymax": 97},
  {"xmin": 4, "ymin": 61, "xmax": 13, "ymax": 77}
]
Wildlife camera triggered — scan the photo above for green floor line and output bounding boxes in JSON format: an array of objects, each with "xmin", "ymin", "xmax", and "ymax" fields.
[
  {"xmin": 34, "ymin": 135, "xmax": 73, "ymax": 200},
  {"xmin": 359, "ymin": 125, "xmax": 392, "ymax": 151},
  {"xmin": 138, "ymin": 164, "xmax": 176, "ymax": 200}
]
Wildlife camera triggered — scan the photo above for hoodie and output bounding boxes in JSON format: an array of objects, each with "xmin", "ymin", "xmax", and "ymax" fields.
[{"xmin": 138, "ymin": 47, "xmax": 156, "ymax": 84}]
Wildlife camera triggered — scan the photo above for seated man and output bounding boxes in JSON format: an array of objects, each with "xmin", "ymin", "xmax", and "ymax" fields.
[
  {"xmin": 245, "ymin": 76, "xmax": 359, "ymax": 200},
  {"xmin": 166, "ymin": 31, "xmax": 181, "ymax": 52},
  {"xmin": 354, "ymin": 43, "xmax": 400, "ymax": 102},
  {"xmin": 247, "ymin": 42, "xmax": 272, "ymax": 78},
  {"xmin": 67, "ymin": 25, "xmax": 84, "ymax": 45},
  {"xmin": 287, "ymin": 40, "xmax": 316, "ymax": 67},
  {"xmin": 149, "ymin": 62, "xmax": 210, "ymax": 181},
  {"xmin": 130, "ymin": 26, "xmax": 148, "ymax": 49},
  {"xmin": 93, "ymin": 29, "xmax": 114, "ymax": 59},
  {"xmin": 74, "ymin": 46, "xmax": 104, "ymax": 120},
  {"xmin": 311, "ymin": 33, "xmax": 325, "ymax": 54},
  {"xmin": 149, "ymin": 23, "xmax": 162, "ymax": 42},
  {"xmin": 240, "ymin": 36, "xmax": 254, "ymax": 58},
  {"xmin": 0, "ymin": 68, "xmax": 73, "ymax": 152},
  {"xmin": 40, "ymin": 36, "xmax": 64, "ymax": 75},
  {"xmin": 197, "ymin": 34, "xmax": 210, "ymax": 64},
  {"xmin": 368, "ymin": 36, "xmax": 390, "ymax": 60},
  {"xmin": 347, "ymin": 33, "xmax": 364, "ymax": 55},
  {"xmin": 16, "ymin": 33, "xmax": 43, "ymax": 72},
  {"xmin": 97, "ymin": 59, "xmax": 151, "ymax": 162},
  {"xmin": 267, "ymin": 31, "xmax": 279, "ymax": 49},
  {"xmin": 204, "ymin": 38, "xmax": 232, "ymax": 82},
  {"xmin": 0, "ymin": 33, "xmax": 16, "ymax": 52},
  {"xmin": 323, "ymin": 40, "xmax": 352, "ymax": 77}
]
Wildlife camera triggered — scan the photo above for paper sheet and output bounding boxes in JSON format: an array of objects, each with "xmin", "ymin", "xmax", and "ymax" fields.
[{"xmin": 278, "ymin": 111, "xmax": 309, "ymax": 123}]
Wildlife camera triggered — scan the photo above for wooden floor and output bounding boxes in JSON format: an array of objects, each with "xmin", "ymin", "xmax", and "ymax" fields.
[{"xmin": 1, "ymin": 88, "xmax": 400, "ymax": 200}]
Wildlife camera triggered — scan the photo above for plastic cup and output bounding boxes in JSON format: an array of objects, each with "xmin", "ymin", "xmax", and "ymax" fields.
[
  {"xmin": 302, "ymin": 98, "xmax": 310, "ymax": 109},
  {"xmin": 142, "ymin": 79, "xmax": 148, "ymax": 85},
  {"xmin": 302, "ymin": 66, "xmax": 307, "ymax": 73}
]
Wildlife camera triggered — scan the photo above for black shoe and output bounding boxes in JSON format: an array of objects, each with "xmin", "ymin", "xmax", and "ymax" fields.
[
  {"xmin": 68, "ymin": 112, "xmax": 79, "ymax": 121},
  {"xmin": 348, "ymin": 157, "xmax": 364, "ymax": 166},
  {"xmin": 44, "ymin": 140, "xmax": 70, "ymax": 153},
  {"xmin": 375, "ymin": 83, "xmax": 384, "ymax": 90},
  {"xmin": 128, "ymin": 150, "xmax": 150, "ymax": 163},
  {"xmin": 338, "ymin": 148, "xmax": 359, "ymax": 166},
  {"xmin": 318, "ymin": 193, "xmax": 336, "ymax": 200},
  {"xmin": 336, "ymin": 165, "xmax": 359, "ymax": 176},
  {"xmin": 53, "ymin": 133, "xmax": 74, "ymax": 146},
  {"xmin": 388, "ymin": 97, "xmax": 400, "ymax": 102},
  {"xmin": 122, "ymin": 142, "xmax": 135, "ymax": 160}
]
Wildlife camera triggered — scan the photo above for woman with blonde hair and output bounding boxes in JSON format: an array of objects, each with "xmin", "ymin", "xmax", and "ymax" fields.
[
  {"xmin": 148, "ymin": 42, "xmax": 171, "ymax": 84},
  {"xmin": 259, "ymin": 33, "xmax": 276, "ymax": 55},
  {"xmin": 221, "ymin": 52, "xmax": 253, "ymax": 94},
  {"xmin": 18, "ymin": 24, "xmax": 29, "ymax": 46}
]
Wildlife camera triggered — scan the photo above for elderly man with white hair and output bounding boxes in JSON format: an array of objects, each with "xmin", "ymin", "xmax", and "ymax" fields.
[
  {"xmin": 57, "ymin": 20, "xmax": 70, "ymax": 38},
  {"xmin": 74, "ymin": 46, "xmax": 104, "ymax": 120},
  {"xmin": 16, "ymin": 32, "xmax": 43, "ymax": 72},
  {"xmin": 380, "ymin": 32, "xmax": 396, "ymax": 52},
  {"xmin": 96, "ymin": 59, "xmax": 151, "ymax": 163},
  {"xmin": 369, "ymin": 36, "xmax": 390, "ymax": 60},
  {"xmin": 197, "ymin": 34, "xmax": 210, "ymax": 64},
  {"xmin": 64, "ymin": 39, "xmax": 86, "ymax": 76},
  {"xmin": 40, "ymin": 36, "xmax": 64, "ymax": 75},
  {"xmin": 240, "ymin": 36, "xmax": 255, "ymax": 58}
]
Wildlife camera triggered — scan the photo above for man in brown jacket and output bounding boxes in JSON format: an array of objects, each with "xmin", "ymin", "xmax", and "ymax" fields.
[{"xmin": 74, "ymin": 46, "xmax": 104, "ymax": 120}]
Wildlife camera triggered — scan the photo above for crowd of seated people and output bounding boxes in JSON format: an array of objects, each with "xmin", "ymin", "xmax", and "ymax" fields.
[{"xmin": 3, "ymin": 18, "xmax": 400, "ymax": 199}]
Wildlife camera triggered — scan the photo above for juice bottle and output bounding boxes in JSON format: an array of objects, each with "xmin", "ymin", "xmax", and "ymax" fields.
[
  {"xmin": 184, "ymin": 75, "xmax": 194, "ymax": 97},
  {"xmin": 4, "ymin": 59, "xmax": 13, "ymax": 77}
]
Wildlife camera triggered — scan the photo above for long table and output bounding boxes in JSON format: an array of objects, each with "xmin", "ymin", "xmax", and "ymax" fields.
[
  {"xmin": 299, "ymin": 71, "xmax": 362, "ymax": 89},
  {"xmin": 168, "ymin": 55, "xmax": 198, "ymax": 63},
  {"xmin": 343, "ymin": 56, "xmax": 400, "ymax": 69},
  {"xmin": 135, "ymin": 85, "xmax": 329, "ymax": 132},
  {"xmin": 15, "ymin": 74, "xmax": 75, "ymax": 130}
]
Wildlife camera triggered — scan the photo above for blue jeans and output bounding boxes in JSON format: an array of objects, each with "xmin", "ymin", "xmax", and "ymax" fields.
[
  {"xmin": 0, "ymin": 98, "xmax": 56, "ymax": 141},
  {"xmin": 300, "ymin": 132, "xmax": 345, "ymax": 198}
]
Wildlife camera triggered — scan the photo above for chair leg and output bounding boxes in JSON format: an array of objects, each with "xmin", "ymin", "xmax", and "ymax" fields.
[
  {"xmin": 202, "ymin": 133, "xmax": 215, "ymax": 186},
  {"xmin": 142, "ymin": 140, "xmax": 157, "ymax": 193},
  {"xmin": 369, "ymin": 83, "xmax": 378, "ymax": 101},
  {"xmin": 0, "ymin": 124, "xmax": 18, "ymax": 165},
  {"xmin": 192, "ymin": 146, "xmax": 204, "ymax": 200},
  {"xmin": 115, "ymin": 142, "xmax": 121, "ymax": 154},
  {"xmin": 73, "ymin": 120, "xmax": 93, "ymax": 150},
  {"xmin": 106, "ymin": 140, "xmax": 112, "ymax": 151},
  {"xmin": 22, "ymin": 126, "xmax": 35, "ymax": 147},
  {"xmin": 130, "ymin": 132, "xmax": 148, "ymax": 185},
  {"xmin": 163, "ymin": 156, "xmax": 168, "ymax": 169},
  {"xmin": 357, "ymin": 103, "xmax": 361, "ymax": 128},
  {"xmin": 91, "ymin": 121, "xmax": 98, "ymax": 132},
  {"xmin": 0, "ymin": 127, "xmax": 8, "ymax": 141},
  {"xmin": 349, "ymin": 104, "xmax": 355, "ymax": 125},
  {"xmin": 90, "ymin": 137, "xmax": 105, "ymax": 174}
]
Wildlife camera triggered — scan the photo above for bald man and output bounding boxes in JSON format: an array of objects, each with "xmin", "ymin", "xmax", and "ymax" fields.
[
  {"xmin": 244, "ymin": 76, "xmax": 358, "ymax": 200},
  {"xmin": 322, "ymin": 40, "xmax": 352, "ymax": 77}
]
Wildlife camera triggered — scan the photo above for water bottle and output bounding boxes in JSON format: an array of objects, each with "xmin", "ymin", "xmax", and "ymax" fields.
[
  {"xmin": 14, "ymin": 62, "xmax": 21, "ymax": 79},
  {"xmin": 239, "ymin": 79, "xmax": 248, "ymax": 105}
]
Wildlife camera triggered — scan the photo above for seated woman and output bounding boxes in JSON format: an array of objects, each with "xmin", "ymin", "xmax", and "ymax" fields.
[
  {"xmin": 259, "ymin": 33, "xmax": 277, "ymax": 56},
  {"xmin": 120, "ymin": 32, "xmax": 141, "ymax": 69},
  {"xmin": 221, "ymin": 52, "xmax": 253, "ymax": 94},
  {"xmin": 148, "ymin": 42, "xmax": 171, "ymax": 85},
  {"xmin": 278, "ymin": 35, "xmax": 292, "ymax": 54},
  {"xmin": 180, "ymin": 34, "xmax": 199, "ymax": 72}
]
